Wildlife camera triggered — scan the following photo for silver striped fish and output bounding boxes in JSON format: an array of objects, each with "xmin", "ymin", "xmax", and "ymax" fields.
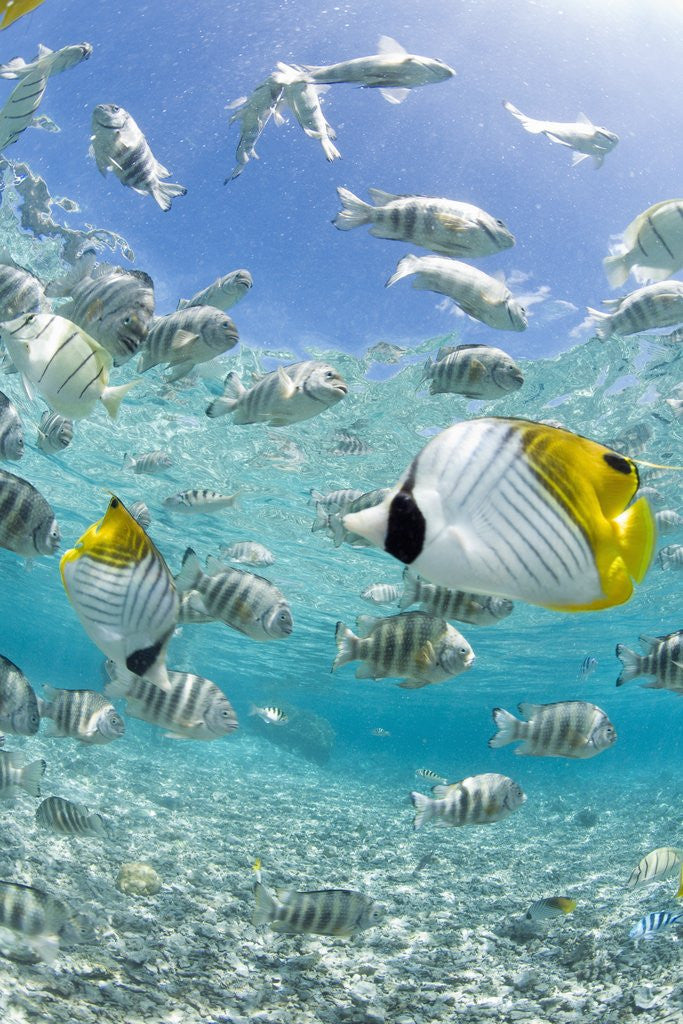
[
  {"xmin": 60, "ymin": 496, "xmax": 179, "ymax": 691},
  {"xmin": 163, "ymin": 489, "xmax": 238, "ymax": 513},
  {"xmin": 226, "ymin": 75, "xmax": 284, "ymax": 181},
  {"xmin": 309, "ymin": 487, "xmax": 364, "ymax": 511},
  {"xmin": 0, "ymin": 468, "xmax": 60, "ymax": 557},
  {"xmin": 129, "ymin": 501, "xmax": 151, "ymax": 529},
  {"xmin": 253, "ymin": 877, "xmax": 381, "ymax": 936},
  {"xmin": 333, "ymin": 610, "xmax": 474, "ymax": 688},
  {"xmin": 206, "ymin": 361, "xmax": 347, "ymax": 425},
  {"xmin": 616, "ymin": 631, "xmax": 683, "ymax": 692},
  {"xmin": 0, "ymin": 258, "xmax": 48, "ymax": 320},
  {"xmin": 176, "ymin": 549, "xmax": 293, "ymax": 641},
  {"xmin": 400, "ymin": 569, "xmax": 513, "ymax": 626},
  {"xmin": 411, "ymin": 772, "xmax": 526, "ymax": 829},
  {"xmin": 219, "ymin": 541, "xmax": 275, "ymax": 566},
  {"xmin": 387, "ymin": 255, "xmax": 528, "ymax": 331},
  {"xmin": 330, "ymin": 431, "xmax": 372, "ymax": 456},
  {"xmin": 104, "ymin": 661, "xmax": 238, "ymax": 741},
  {"xmin": 177, "ymin": 269, "xmax": 253, "ymax": 311},
  {"xmin": 90, "ymin": 104, "xmax": 186, "ymax": 211},
  {"xmin": 660, "ymin": 544, "xmax": 683, "ymax": 569},
  {"xmin": 0, "ymin": 880, "xmax": 93, "ymax": 962},
  {"xmin": 35, "ymin": 796, "xmax": 107, "ymax": 838},
  {"xmin": 0, "ymin": 749, "xmax": 44, "ymax": 798},
  {"xmin": 138, "ymin": 306, "xmax": 239, "ymax": 380},
  {"xmin": 333, "ymin": 187, "xmax": 513, "ymax": 256},
  {"xmin": 489, "ymin": 701, "xmax": 616, "ymax": 758},
  {"xmin": 57, "ymin": 266, "xmax": 155, "ymax": 365},
  {"xmin": 36, "ymin": 410, "xmax": 73, "ymax": 454},
  {"xmin": 604, "ymin": 200, "xmax": 683, "ymax": 287},
  {"xmin": 39, "ymin": 686, "xmax": 124, "ymax": 744},
  {"xmin": 124, "ymin": 450, "xmax": 172, "ymax": 475},
  {"xmin": 279, "ymin": 76, "xmax": 340, "ymax": 162},
  {"xmin": 415, "ymin": 768, "xmax": 447, "ymax": 784},
  {"xmin": 627, "ymin": 847, "xmax": 683, "ymax": 889},
  {"xmin": 655, "ymin": 510, "xmax": 683, "ymax": 535},
  {"xmin": 0, "ymin": 390, "xmax": 24, "ymax": 460},
  {"xmin": 0, "ymin": 654, "xmax": 40, "ymax": 735},
  {"xmin": 360, "ymin": 583, "xmax": 401, "ymax": 605},
  {"xmin": 421, "ymin": 344, "xmax": 524, "ymax": 399},
  {"xmin": 588, "ymin": 281, "xmax": 683, "ymax": 339},
  {"xmin": 630, "ymin": 911, "xmax": 683, "ymax": 940},
  {"xmin": 313, "ymin": 487, "xmax": 391, "ymax": 548}
]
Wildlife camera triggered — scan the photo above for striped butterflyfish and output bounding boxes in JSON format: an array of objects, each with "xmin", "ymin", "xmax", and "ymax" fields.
[
  {"xmin": 343, "ymin": 417, "xmax": 656, "ymax": 612},
  {"xmin": 60, "ymin": 496, "xmax": 178, "ymax": 691},
  {"xmin": 626, "ymin": 847, "xmax": 683, "ymax": 890}
]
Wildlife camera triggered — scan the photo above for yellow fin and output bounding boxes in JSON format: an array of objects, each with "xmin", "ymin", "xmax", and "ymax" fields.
[
  {"xmin": 414, "ymin": 641, "xmax": 436, "ymax": 670},
  {"xmin": 252, "ymin": 858, "xmax": 261, "ymax": 873},
  {"xmin": 434, "ymin": 212, "xmax": 468, "ymax": 232},
  {"xmin": 612, "ymin": 497, "xmax": 656, "ymax": 584},
  {"xmin": 676, "ymin": 864, "xmax": 683, "ymax": 899},
  {"xmin": 554, "ymin": 897, "xmax": 577, "ymax": 915}
]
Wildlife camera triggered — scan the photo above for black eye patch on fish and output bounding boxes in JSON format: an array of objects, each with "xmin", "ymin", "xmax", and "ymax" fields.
[
  {"xmin": 603, "ymin": 453, "xmax": 633, "ymax": 475},
  {"xmin": 385, "ymin": 485, "xmax": 425, "ymax": 564}
]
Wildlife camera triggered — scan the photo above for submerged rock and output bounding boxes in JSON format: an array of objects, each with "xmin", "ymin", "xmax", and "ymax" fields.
[
  {"xmin": 246, "ymin": 703, "xmax": 334, "ymax": 765},
  {"xmin": 116, "ymin": 862, "xmax": 162, "ymax": 896}
]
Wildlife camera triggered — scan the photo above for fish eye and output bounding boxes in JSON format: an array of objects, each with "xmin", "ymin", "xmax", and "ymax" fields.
[
  {"xmin": 458, "ymin": 646, "xmax": 469, "ymax": 656},
  {"xmin": 25, "ymin": 314, "xmax": 35, "ymax": 323},
  {"xmin": 495, "ymin": 219, "xmax": 505, "ymax": 227}
]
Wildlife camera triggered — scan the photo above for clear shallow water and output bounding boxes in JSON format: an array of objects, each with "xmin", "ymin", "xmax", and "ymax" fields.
[{"xmin": 0, "ymin": 1, "xmax": 681, "ymax": 1022}]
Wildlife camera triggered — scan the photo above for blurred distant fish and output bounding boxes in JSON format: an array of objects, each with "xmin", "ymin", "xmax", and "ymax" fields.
[
  {"xmin": 0, "ymin": 654, "xmax": 39, "ymax": 735},
  {"xmin": 138, "ymin": 307, "xmax": 239, "ymax": 381},
  {"xmin": 0, "ymin": 0, "xmax": 46, "ymax": 30},
  {"xmin": 387, "ymin": 255, "xmax": 528, "ymax": 331},
  {"xmin": 655, "ymin": 510, "xmax": 683, "ymax": 535},
  {"xmin": 249, "ymin": 704, "xmax": 287, "ymax": 725},
  {"xmin": 587, "ymin": 281, "xmax": 683, "ymax": 340},
  {"xmin": 0, "ymin": 881, "xmax": 92, "ymax": 963},
  {"xmin": 177, "ymin": 270, "xmax": 253, "ymax": 311},
  {"xmin": 360, "ymin": 583, "xmax": 401, "ymax": 605},
  {"xmin": 0, "ymin": 391, "xmax": 24, "ymax": 461},
  {"xmin": 274, "ymin": 36, "xmax": 455, "ymax": 105},
  {"xmin": 90, "ymin": 103, "xmax": 187, "ymax": 211},
  {"xmin": 36, "ymin": 410, "xmax": 73, "ymax": 455},
  {"xmin": 659, "ymin": 544, "xmax": 683, "ymax": 569},
  {"xmin": 44, "ymin": 246, "xmax": 98, "ymax": 298},
  {"xmin": 36, "ymin": 796, "xmax": 106, "ymax": 838},
  {"xmin": 616, "ymin": 631, "xmax": 683, "ymax": 691},
  {"xmin": 227, "ymin": 75, "xmax": 284, "ymax": 181},
  {"xmin": 525, "ymin": 897, "xmax": 577, "ymax": 921},
  {"xmin": 415, "ymin": 768, "xmax": 447, "ymax": 784},
  {"xmin": 400, "ymin": 569, "xmax": 514, "ymax": 627},
  {"xmin": 278, "ymin": 73, "xmax": 340, "ymax": 161},
  {"xmin": 371, "ymin": 727, "xmax": 390, "ymax": 737},
  {"xmin": 334, "ymin": 188, "xmax": 514, "ymax": 257},
  {"xmin": 310, "ymin": 487, "xmax": 364, "ymax": 512},
  {"xmin": 604, "ymin": 200, "xmax": 683, "ymax": 288},
  {"xmin": 314, "ymin": 488, "xmax": 391, "ymax": 548},
  {"xmin": 128, "ymin": 501, "xmax": 150, "ymax": 529},
  {"xmin": 163, "ymin": 489, "xmax": 239, "ymax": 513},
  {"xmin": 411, "ymin": 772, "xmax": 526, "ymax": 829},
  {"xmin": 124, "ymin": 450, "xmax": 172, "ymax": 475},
  {"xmin": 38, "ymin": 686, "xmax": 124, "ymax": 744},
  {"xmin": 630, "ymin": 911, "xmax": 683, "ymax": 941},
  {"xmin": 502, "ymin": 101, "xmax": 618, "ymax": 168},
  {"xmin": 421, "ymin": 344, "xmax": 524, "ymax": 399},
  {"xmin": 577, "ymin": 655, "xmax": 598, "ymax": 680},
  {"xmin": 0, "ymin": 469, "xmax": 60, "ymax": 558},
  {"xmin": 331, "ymin": 431, "xmax": 372, "ymax": 456},
  {"xmin": 206, "ymin": 361, "xmax": 347, "ymax": 425},
  {"xmin": 636, "ymin": 486, "xmax": 664, "ymax": 507},
  {"xmin": 627, "ymin": 847, "xmax": 683, "ymax": 889},
  {"xmin": 219, "ymin": 541, "xmax": 274, "ymax": 566},
  {"xmin": 611, "ymin": 421, "xmax": 653, "ymax": 456},
  {"xmin": 0, "ymin": 749, "xmax": 44, "ymax": 798},
  {"xmin": 365, "ymin": 341, "xmax": 408, "ymax": 364},
  {"xmin": 489, "ymin": 701, "xmax": 616, "ymax": 759}
]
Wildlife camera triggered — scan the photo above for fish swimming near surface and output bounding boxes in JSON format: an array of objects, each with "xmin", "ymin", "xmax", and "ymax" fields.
[
  {"xmin": 138, "ymin": 306, "xmax": 239, "ymax": 381},
  {"xmin": 615, "ymin": 631, "xmax": 683, "ymax": 691},
  {"xmin": 219, "ymin": 541, "xmax": 275, "ymax": 566},
  {"xmin": 629, "ymin": 911, "xmax": 683, "ymax": 941},
  {"xmin": 525, "ymin": 897, "xmax": 577, "ymax": 921},
  {"xmin": 489, "ymin": 701, "xmax": 617, "ymax": 759},
  {"xmin": 342, "ymin": 417, "xmax": 656, "ymax": 612},
  {"xmin": 587, "ymin": 281, "xmax": 683, "ymax": 340},
  {"xmin": 400, "ymin": 569, "xmax": 514, "ymax": 626},
  {"xmin": 387, "ymin": 255, "xmax": 528, "ymax": 332},
  {"xmin": 333, "ymin": 610, "xmax": 474, "ymax": 688},
  {"xmin": 0, "ymin": 654, "xmax": 39, "ymax": 735},
  {"xmin": 60, "ymin": 496, "xmax": 179, "ymax": 691},
  {"xmin": 627, "ymin": 847, "xmax": 683, "ymax": 889},
  {"xmin": 252, "ymin": 866, "xmax": 382, "ymax": 936},
  {"xmin": 124, "ymin": 450, "xmax": 172, "ymax": 475},
  {"xmin": 0, "ymin": 312, "xmax": 137, "ymax": 419},
  {"xmin": 177, "ymin": 269, "xmax": 253, "ymax": 311},
  {"xmin": 274, "ymin": 35, "xmax": 455, "ymax": 105},
  {"xmin": 226, "ymin": 75, "xmax": 285, "ymax": 181},
  {"xmin": 577, "ymin": 655, "xmax": 598, "ymax": 680},
  {"xmin": 36, "ymin": 410, "xmax": 73, "ymax": 454},
  {"xmin": 206, "ymin": 361, "xmax": 347, "ymax": 425},
  {"xmin": 421, "ymin": 344, "xmax": 524, "ymax": 399},
  {"xmin": 90, "ymin": 103, "xmax": 187, "ymax": 211},
  {"xmin": 35, "ymin": 796, "xmax": 107, "ymax": 838},
  {"xmin": 502, "ymin": 101, "xmax": 618, "ymax": 168},
  {"xmin": 0, "ymin": 0, "xmax": 46, "ymax": 30},
  {"xmin": 333, "ymin": 187, "xmax": 514, "ymax": 257},
  {"xmin": 411, "ymin": 772, "xmax": 526, "ymax": 829},
  {"xmin": 0, "ymin": 468, "xmax": 60, "ymax": 558},
  {"xmin": 0, "ymin": 390, "xmax": 24, "ymax": 460},
  {"xmin": 0, "ymin": 748, "xmax": 44, "ymax": 798},
  {"xmin": 604, "ymin": 200, "xmax": 683, "ymax": 288},
  {"xmin": 0, "ymin": 254, "xmax": 49, "ymax": 321},
  {"xmin": 163, "ymin": 489, "xmax": 239, "ymax": 513},
  {"xmin": 277, "ymin": 73, "xmax": 340, "ymax": 161},
  {"xmin": 38, "ymin": 685, "xmax": 124, "ymax": 744},
  {"xmin": 0, "ymin": 881, "xmax": 93, "ymax": 963},
  {"xmin": 249, "ymin": 704, "xmax": 288, "ymax": 725},
  {"xmin": 360, "ymin": 583, "xmax": 401, "ymax": 605}
]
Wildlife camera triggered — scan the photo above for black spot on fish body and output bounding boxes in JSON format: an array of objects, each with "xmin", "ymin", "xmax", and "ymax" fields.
[
  {"xmin": 603, "ymin": 453, "xmax": 633, "ymax": 475},
  {"xmin": 385, "ymin": 471, "xmax": 425, "ymax": 565},
  {"xmin": 126, "ymin": 639, "xmax": 163, "ymax": 677}
]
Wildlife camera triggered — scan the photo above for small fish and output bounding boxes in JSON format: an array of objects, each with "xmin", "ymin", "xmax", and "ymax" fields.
[
  {"xmin": 123, "ymin": 450, "xmax": 172, "ymax": 475},
  {"xmin": 415, "ymin": 768, "xmax": 447, "ymax": 784},
  {"xmin": 630, "ymin": 911, "xmax": 683, "ymax": 941},
  {"xmin": 0, "ymin": 312, "xmax": 136, "ymax": 419},
  {"xmin": 310, "ymin": 487, "xmax": 365, "ymax": 512},
  {"xmin": 90, "ymin": 104, "xmax": 186, "ymax": 211},
  {"xmin": 253, "ymin": 877, "xmax": 382, "ymax": 936},
  {"xmin": 206, "ymin": 361, "xmax": 347, "ymax": 425},
  {"xmin": 0, "ymin": 390, "xmax": 24, "ymax": 460},
  {"xmin": 314, "ymin": 488, "xmax": 391, "ymax": 548},
  {"xmin": 128, "ymin": 501, "xmax": 151, "ymax": 529},
  {"xmin": 38, "ymin": 685, "xmax": 124, "ymax": 744},
  {"xmin": 36, "ymin": 410, "xmax": 73, "ymax": 454},
  {"xmin": 227, "ymin": 75, "xmax": 284, "ymax": 181},
  {"xmin": 0, "ymin": 468, "xmax": 60, "ymax": 557},
  {"xmin": 60, "ymin": 496, "xmax": 179, "ymax": 691},
  {"xmin": 604, "ymin": 200, "xmax": 683, "ymax": 288},
  {"xmin": 525, "ymin": 897, "xmax": 577, "ymax": 921},
  {"xmin": 331, "ymin": 431, "xmax": 373, "ymax": 456},
  {"xmin": 176, "ymin": 549, "xmax": 293, "ymax": 641},
  {"xmin": 577, "ymin": 655, "xmax": 598, "ymax": 680},
  {"xmin": 177, "ymin": 269, "xmax": 253, "ymax": 311},
  {"xmin": 400, "ymin": 569, "xmax": 513, "ymax": 626},
  {"xmin": 365, "ymin": 341, "xmax": 408, "ymax": 364},
  {"xmin": 333, "ymin": 187, "xmax": 513, "ymax": 257},
  {"xmin": 489, "ymin": 701, "xmax": 617, "ymax": 759},
  {"xmin": 503, "ymin": 101, "xmax": 618, "ymax": 168},
  {"xmin": 587, "ymin": 281, "xmax": 683, "ymax": 339},
  {"xmin": 360, "ymin": 583, "xmax": 401, "ymax": 606},
  {"xmin": 627, "ymin": 847, "xmax": 683, "ymax": 889},
  {"xmin": 0, "ymin": 749, "xmax": 44, "ymax": 798},
  {"xmin": 659, "ymin": 544, "xmax": 683, "ymax": 569},
  {"xmin": 421, "ymin": 344, "xmax": 524, "ymax": 399},
  {"xmin": 333, "ymin": 611, "xmax": 474, "ymax": 689},
  {"xmin": 343, "ymin": 418, "xmax": 656, "ymax": 612},
  {"xmin": 35, "ymin": 796, "xmax": 107, "ymax": 838},
  {"xmin": 386, "ymin": 255, "xmax": 528, "ymax": 332},
  {"xmin": 163, "ymin": 489, "xmax": 239, "ymax": 514},
  {"xmin": 411, "ymin": 773, "xmax": 526, "ymax": 829},
  {"xmin": 104, "ymin": 662, "xmax": 238, "ymax": 741},
  {"xmin": 616, "ymin": 631, "xmax": 683, "ymax": 692},
  {"xmin": 655, "ymin": 510, "xmax": 683, "ymax": 535},
  {"xmin": 249, "ymin": 704, "xmax": 288, "ymax": 725},
  {"xmin": 138, "ymin": 307, "xmax": 239, "ymax": 380},
  {"xmin": 0, "ymin": 654, "xmax": 40, "ymax": 735},
  {"xmin": 0, "ymin": 881, "xmax": 93, "ymax": 963},
  {"xmin": 219, "ymin": 541, "xmax": 274, "ymax": 566},
  {"xmin": 371, "ymin": 727, "xmax": 390, "ymax": 737},
  {"xmin": 0, "ymin": 0, "xmax": 47, "ymax": 30}
]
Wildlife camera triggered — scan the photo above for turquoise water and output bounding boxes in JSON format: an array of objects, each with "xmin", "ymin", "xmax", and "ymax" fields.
[{"xmin": 0, "ymin": 1, "xmax": 681, "ymax": 1022}]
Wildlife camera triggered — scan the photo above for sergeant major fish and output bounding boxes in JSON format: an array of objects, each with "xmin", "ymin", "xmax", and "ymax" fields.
[
  {"xmin": 128, "ymin": 501, "xmax": 151, "ymax": 529},
  {"xmin": 313, "ymin": 488, "xmax": 391, "ymax": 548},
  {"xmin": 577, "ymin": 655, "xmax": 598, "ymax": 680},
  {"xmin": 604, "ymin": 200, "xmax": 683, "ymax": 288},
  {"xmin": 0, "ymin": 654, "xmax": 40, "ymax": 735},
  {"xmin": 489, "ymin": 701, "xmax": 616, "ymax": 759},
  {"xmin": 249, "ymin": 704, "xmax": 287, "ymax": 725},
  {"xmin": 36, "ymin": 411, "xmax": 73, "ymax": 454},
  {"xmin": 360, "ymin": 583, "xmax": 401, "ymax": 605},
  {"xmin": 421, "ymin": 344, "xmax": 524, "ymax": 399},
  {"xmin": 659, "ymin": 544, "xmax": 683, "ymax": 569},
  {"xmin": 0, "ymin": 749, "xmax": 44, "ymax": 798},
  {"xmin": 219, "ymin": 541, "xmax": 274, "ymax": 566},
  {"xmin": 415, "ymin": 768, "xmax": 447, "ymax": 784},
  {"xmin": 630, "ymin": 911, "xmax": 683, "ymax": 941},
  {"xmin": 502, "ymin": 101, "xmax": 618, "ymax": 168},
  {"xmin": 206, "ymin": 360, "xmax": 347, "ymax": 425},
  {"xmin": 342, "ymin": 418, "xmax": 656, "ymax": 612},
  {"xmin": 0, "ymin": 469, "xmax": 60, "ymax": 558},
  {"xmin": 35, "ymin": 796, "xmax": 107, "ymax": 838},
  {"xmin": 616, "ymin": 631, "xmax": 683, "ymax": 692},
  {"xmin": 400, "ymin": 569, "xmax": 514, "ymax": 626},
  {"xmin": 38, "ymin": 686, "xmax": 124, "ymax": 744},
  {"xmin": 0, "ymin": 254, "xmax": 49, "ymax": 321},
  {"xmin": 90, "ymin": 103, "xmax": 187, "ymax": 211},
  {"xmin": 0, "ymin": 390, "xmax": 24, "ymax": 460},
  {"xmin": 252, "ymin": 867, "xmax": 382, "ymax": 936},
  {"xmin": 138, "ymin": 306, "xmax": 239, "ymax": 381},
  {"xmin": 163, "ymin": 489, "xmax": 239, "ymax": 513},
  {"xmin": 0, "ymin": 881, "xmax": 93, "ymax": 963},
  {"xmin": 177, "ymin": 269, "xmax": 253, "ymax": 311},
  {"xmin": 124, "ymin": 450, "xmax": 172, "ymax": 475},
  {"xmin": 655, "ymin": 510, "xmax": 683, "ymax": 535},
  {"xmin": 411, "ymin": 772, "xmax": 526, "ymax": 829},
  {"xmin": 587, "ymin": 281, "xmax": 683, "ymax": 339},
  {"xmin": 333, "ymin": 187, "xmax": 514, "ymax": 257}
]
